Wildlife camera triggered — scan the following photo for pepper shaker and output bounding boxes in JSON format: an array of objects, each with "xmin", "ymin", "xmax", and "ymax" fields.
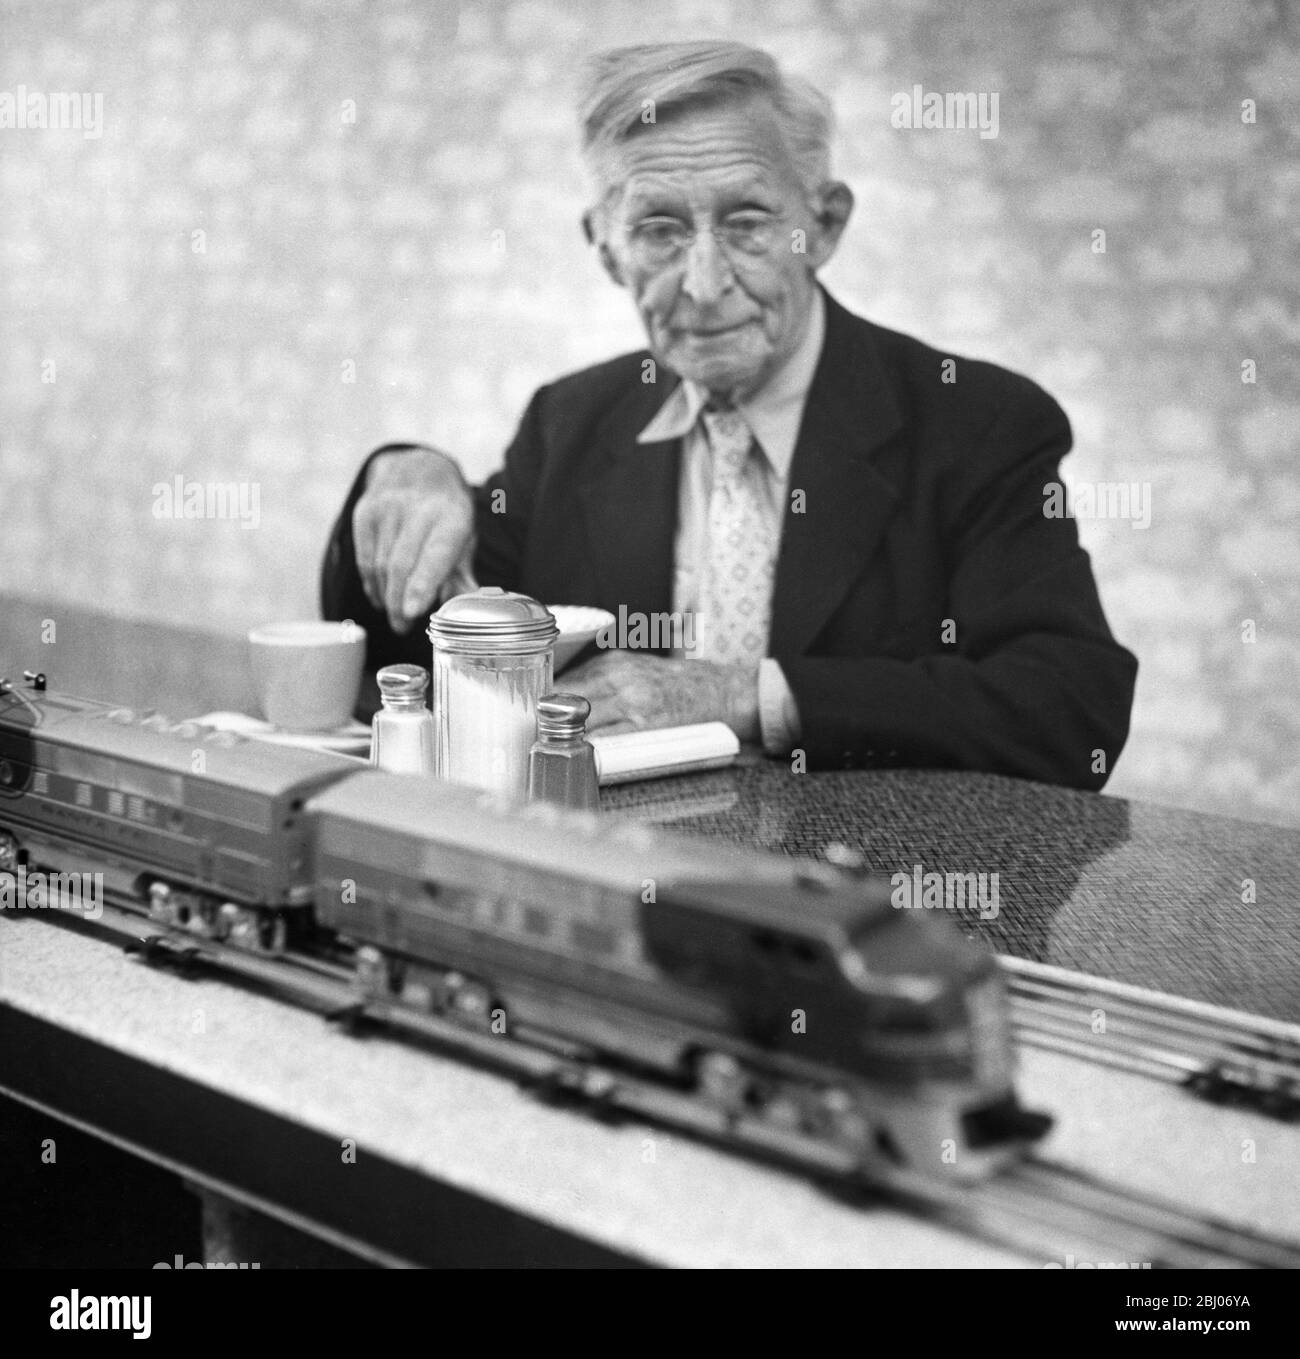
[{"xmin": 528, "ymin": 693, "xmax": 601, "ymax": 812}]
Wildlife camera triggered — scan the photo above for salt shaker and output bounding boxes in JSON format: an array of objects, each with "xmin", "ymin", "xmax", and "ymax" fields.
[
  {"xmin": 528, "ymin": 693, "xmax": 601, "ymax": 812},
  {"xmin": 369, "ymin": 664, "xmax": 435, "ymax": 775},
  {"xmin": 428, "ymin": 587, "xmax": 558, "ymax": 799}
]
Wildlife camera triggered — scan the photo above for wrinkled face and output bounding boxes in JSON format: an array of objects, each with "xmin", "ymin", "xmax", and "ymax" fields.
[{"xmin": 592, "ymin": 98, "xmax": 848, "ymax": 401}]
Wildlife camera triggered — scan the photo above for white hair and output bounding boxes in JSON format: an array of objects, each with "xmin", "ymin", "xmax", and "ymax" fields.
[{"xmin": 578, "ymin": 41, "xmax": 835, "ymax": 207}]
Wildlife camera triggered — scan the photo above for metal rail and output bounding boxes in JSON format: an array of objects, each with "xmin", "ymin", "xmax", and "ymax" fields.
[{"xmin": 1001, "ymin": 956, "xmax": 1300, "ymax": 1119}]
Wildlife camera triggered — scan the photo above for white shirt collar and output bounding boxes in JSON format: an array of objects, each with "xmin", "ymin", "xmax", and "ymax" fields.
[{"xmin": 636, "ymin": 287, "xmax": 826, "ymax": 480}]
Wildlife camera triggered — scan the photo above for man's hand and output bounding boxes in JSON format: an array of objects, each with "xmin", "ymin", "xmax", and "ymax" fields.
[
  {"xmin": 353, "ymin": 447, "xmax": 476, "ymax": 634},
  {"xmin": 562, "ymin": 651, "xmax": 761, "ymax": 742}
]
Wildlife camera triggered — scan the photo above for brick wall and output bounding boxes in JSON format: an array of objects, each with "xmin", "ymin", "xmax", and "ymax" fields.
[{"xmin": 2, "ymin": 0, "xmax": 1296, "ymax": 824}]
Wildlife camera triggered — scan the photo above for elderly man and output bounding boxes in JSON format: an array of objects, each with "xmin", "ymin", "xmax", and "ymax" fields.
[{"xmin": 321, "ymin": 41, "xmax": 1136, "ymax": 790}]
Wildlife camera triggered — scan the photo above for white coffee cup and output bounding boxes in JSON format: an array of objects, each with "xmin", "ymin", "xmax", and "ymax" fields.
[{"xmin": 247, "ymin": 620, "xmax": 366, "ymax": 732}]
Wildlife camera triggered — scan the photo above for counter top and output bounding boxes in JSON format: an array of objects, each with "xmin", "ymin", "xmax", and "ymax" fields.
[{"xmin": 607, "ymin": 762, "xmax": 1300, "ymax": 1024}]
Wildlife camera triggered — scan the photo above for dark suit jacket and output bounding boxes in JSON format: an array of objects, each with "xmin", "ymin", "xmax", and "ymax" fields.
[{"xmin": 322, "ymin": 289, "xmax": 1137, "ymax": 789}]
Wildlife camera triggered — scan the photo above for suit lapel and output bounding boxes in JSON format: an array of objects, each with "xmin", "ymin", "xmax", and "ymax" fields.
[
  {"xmin": 578, "ymin": 375, "xmax": 681, "ymax": 621},
  {"xmin": 769, "ymin": 291, "xmax": 907, "ymax": 657}
]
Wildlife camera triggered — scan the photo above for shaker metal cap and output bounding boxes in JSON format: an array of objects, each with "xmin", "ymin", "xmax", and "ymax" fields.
[
  {"xmin": 376, "ymin": 663, "xmax": 430, "ymax": 698},
  {"xmin": 428, "ymin": 587, "xmax": 558, "ymax": 654},
  {"xmin": 536, "ymin": 692, "xmax": 591, "ymax": 738}
]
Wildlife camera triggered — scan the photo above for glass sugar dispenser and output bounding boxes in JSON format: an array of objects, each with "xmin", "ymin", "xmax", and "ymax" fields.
[
  {"xmin": 368, "ymin": 663, "xmax": 435, "ymax": 775},
  {"xmin": 528, "ymin": 693, "xmax": 601, "ymax": 812},
  {"xmin": 428, "ymin": 587, "xmax": 558, "ymax": 799}
]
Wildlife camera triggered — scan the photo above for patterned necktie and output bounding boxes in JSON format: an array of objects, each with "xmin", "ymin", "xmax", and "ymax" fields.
[{"xmin": 696, "ymin": 404, "xmax": 776, "ymax": 666}]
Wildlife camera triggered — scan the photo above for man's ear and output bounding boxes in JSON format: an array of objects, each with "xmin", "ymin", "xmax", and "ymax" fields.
[
  {"xmin": 598, "ymin": 243, "xmax": 626, "ymax": 287},
  {"xmin": 583, "ymin": 209, "xmax": 626, "ymax": 287},
  {"xmin": 806, "ymin": 181, "xmax": 854, "ymax": 269}
]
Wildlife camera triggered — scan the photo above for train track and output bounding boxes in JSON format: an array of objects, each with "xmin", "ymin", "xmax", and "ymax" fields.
[
  {"xmin": 1002, "ymin": 956, "xmax": 1300, "ymax": 1120},
  {"xmin": 21, "ymin": 896, "xmax": 1300, "ymax": 1269}
]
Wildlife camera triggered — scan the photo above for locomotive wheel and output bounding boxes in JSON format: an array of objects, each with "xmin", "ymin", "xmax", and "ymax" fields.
[
  {"xmin": 260, "ymin": 913, "xmax": 288, "ymax": 954},
  {"xmin": 813, "ymin": 1087, "xmax": 872, "ymax": 1153},
  {"xmin": 354, "ymin": 945, "xmax": 393, "ymax": 1000},
  {"xmin": 446, "ymin": 975, "xmax": 494, "ymax": 1028},
  {"xmin": 147, "ymin": 880, "xmax": 174, "ymax": 925},
  {"xmin": 761, "ymin": 1090, "xmax": 807, "ymax": 1132},
  {"xmin": 213, "ymin": 902, "xmax": 267, "ymax": 952},
  {"xmin": 693, "ymin": 1050, "xmax": 751, "ymax": 1115}
]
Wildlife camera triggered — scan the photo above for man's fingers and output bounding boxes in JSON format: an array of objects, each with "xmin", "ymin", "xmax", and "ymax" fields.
[
  {"xmin": 353, "ymin": 447, "xmax": 475, "ymax": 624},
  {"xmin": 371, "ymin": 509, "xmax": 402, "ymax": 619},
  {"xmin": 352, "ymin": 501, "xmax": 383, "ymax": 609},
  {"xmin": 561, "ymin": 655, "xmax": 642, "ymax": 729},
  {"xmin": 583, "ymin": 699, "xmax": 628, "ymax": 731},
  {"xmin": 563, "ymin": 651, "xmax": 629, "ymax": 686},
  {"xmin": 404, "ymin": 515, "xmax": 474, "ymax": 621},
  {"xmin": 578, "ymin": 676, "xmax": 637, "ymax": 732},
  {"xmin": 385, "ymin": 508, "xmax": 473, "ymax": 632},
  {"xmin": 383, "ymin": 509, "xmax": 438, "ymax": 633},
  {"xmin": 568, "ymin": 673, "xmax": 617, "ymax": 706},
  {"xmin": 436, "ymin": 557, "xmax": 479, "ymax": 606}
]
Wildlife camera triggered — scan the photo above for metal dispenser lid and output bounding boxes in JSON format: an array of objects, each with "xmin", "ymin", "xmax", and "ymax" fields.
[{"xmin": 428, "ymin": 587, "xmax": 558, "ymax": 655}]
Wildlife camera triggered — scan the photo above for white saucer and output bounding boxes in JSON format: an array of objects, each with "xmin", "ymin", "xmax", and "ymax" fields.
[
  {"xmin": 255, "ymin": 723, "xmax": 370, "ymax": 754},
  {"xmin": 195, "ymin": 711, "xmax": 371, "ymax": 755}
]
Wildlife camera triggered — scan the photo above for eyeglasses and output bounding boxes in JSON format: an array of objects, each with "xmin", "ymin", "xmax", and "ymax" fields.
[{"xmin": 624, "ymin": 213, "xmax": 783, "ymax": 270}]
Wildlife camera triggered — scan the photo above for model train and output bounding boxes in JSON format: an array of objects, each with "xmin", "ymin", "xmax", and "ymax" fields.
[{"xmin": 0, "ymin": 675, "xmax": 1049, "ymax": 1181}]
